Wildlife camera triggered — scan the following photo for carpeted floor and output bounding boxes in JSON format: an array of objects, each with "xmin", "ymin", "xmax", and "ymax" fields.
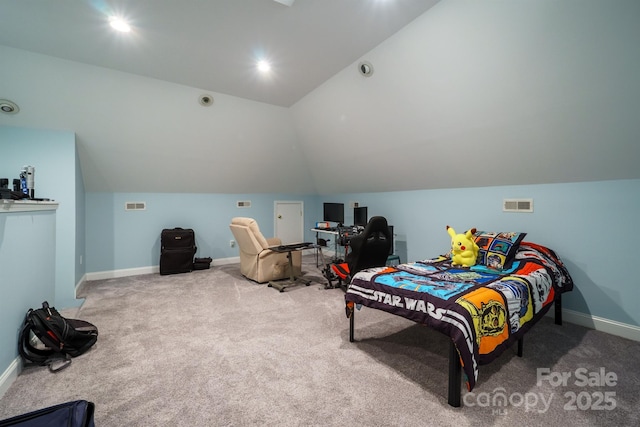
[{"xmin": 0, "ymin": 256, "xmax": 638, "ymax": 426}]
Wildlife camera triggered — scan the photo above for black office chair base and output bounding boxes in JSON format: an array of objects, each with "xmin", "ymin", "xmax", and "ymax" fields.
[{"xmin": 322, "ymin": 264, "xmax": 344, "ymax": 289}]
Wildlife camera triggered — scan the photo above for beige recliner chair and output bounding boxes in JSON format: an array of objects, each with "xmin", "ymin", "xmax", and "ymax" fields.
[{"xmin": 229, "ymin": 217, "xmax": 302, "ymax": 283}]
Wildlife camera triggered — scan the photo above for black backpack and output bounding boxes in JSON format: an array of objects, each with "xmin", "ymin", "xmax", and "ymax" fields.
[{"xmin": 18, "ymin": 301, "xmax": 98, "ymax": 372}]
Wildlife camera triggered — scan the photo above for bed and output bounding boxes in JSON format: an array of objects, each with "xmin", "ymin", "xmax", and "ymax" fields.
[{"xmin": 344, "ymin": 234, "xmax": 574, "ymax": 407}]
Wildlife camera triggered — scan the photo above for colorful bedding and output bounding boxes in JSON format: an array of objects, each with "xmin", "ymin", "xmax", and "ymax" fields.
[{"xmin": 345, "ymin": 242, "xmax": 573, "ymax": 391}]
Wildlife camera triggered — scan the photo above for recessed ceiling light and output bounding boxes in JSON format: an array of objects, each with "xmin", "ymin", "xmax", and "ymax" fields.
[
  {"xmin": 0, "ymin": 99, "xmax": 19, "ymax": 114},
  {"xmin": 257, "ymin": 60, "xmax": 271, "ymax": 73},
  {"xmin": 109, "ymin": 16, "xmax": 131, "ymax": 33}
]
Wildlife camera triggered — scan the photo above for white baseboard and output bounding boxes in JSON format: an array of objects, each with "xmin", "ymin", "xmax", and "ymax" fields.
[
  {"xmin": 85, "ymin": 257, "xmax": 240, "ymax": 281},
  {"xmin": 86, "ymin": 266, "xmax": 159, "ymax": 281},
  {"xmin": 75, "ymin": 273, "xmax": 87, "ymax": 294},
  {"xmin": 211, "ymin": 256, "xmax": 240, "ymax": 266},
  {"xmin": 0, "ymin": 357, "xmax": 21, "ymax": 400},
  {"xmin": 560, "ymin": 308, "xmax": 640, "ymax": 342}
]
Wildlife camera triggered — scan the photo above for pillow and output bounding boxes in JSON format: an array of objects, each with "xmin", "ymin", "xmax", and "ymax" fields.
[{"xmin": 473, "ymin": 231, "xmax": 527, "ymax": 270}]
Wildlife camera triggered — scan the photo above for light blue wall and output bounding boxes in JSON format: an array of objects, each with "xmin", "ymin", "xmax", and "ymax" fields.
[
  {"xmin": 0, "ymin": 210, "xmax": 57, "ymax": 377},
  {"xmin": 0, "ymin": 126, "xmax": 82, "ymax": 308},
  {"xmin": 319, "ymin": 179, "xmax": 640, "ymax": 327},
  {"xmin": 75, "ymin": 147, "xmax": 86, "ymax": 286},
  {"xmin": 85, "ymin": 192, "xmax": 319, "ymax": 273}
]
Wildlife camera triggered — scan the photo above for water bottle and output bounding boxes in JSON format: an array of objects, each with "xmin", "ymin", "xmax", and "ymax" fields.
[{"xmin": 20, "ymin": 168, "xmax": 28, "ymax": 196}]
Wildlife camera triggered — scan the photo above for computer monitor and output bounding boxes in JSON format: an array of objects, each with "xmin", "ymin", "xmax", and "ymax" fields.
[
  {"xmin": 354, "ymin": 206, "xmax": 368, "ymax": 227},
  {"xmin": 323, "ymin": 202, "xmax": 344, "ymax": 224}
]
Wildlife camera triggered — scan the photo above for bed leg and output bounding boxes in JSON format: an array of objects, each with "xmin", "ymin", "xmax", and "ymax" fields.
[
  {"xmin": 349, "ymin": 307, "xmax": 355, "ymax": 343},
  {"xmin": 555, "ymin": 292, "xmax": 563, "ymax": 325},
  {"xmin": 448, "ymin": 340, "xmax": 461, "ymax": 407},
  {"xmin": 517, "ymin": 336, "xmax": 524, "ymax": 357}
]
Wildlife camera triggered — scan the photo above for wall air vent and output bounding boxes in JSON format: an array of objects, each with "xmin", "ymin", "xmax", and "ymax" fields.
[
  {"xmin": 125, "ymin": 202, "xmax": 146, "ymax": 211},
  {"xmin": 503, "ymin": 199, "xmax": 533, "ymax": 213},
  {"xmin": 236, "ymin": 200, "xmax": 251, "ymax": 208}
]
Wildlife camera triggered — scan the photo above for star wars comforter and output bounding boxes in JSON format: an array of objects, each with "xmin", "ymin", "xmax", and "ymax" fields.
[{"xmin": 345, "ymin": 242, "xmax": 574, "ymax": 391}]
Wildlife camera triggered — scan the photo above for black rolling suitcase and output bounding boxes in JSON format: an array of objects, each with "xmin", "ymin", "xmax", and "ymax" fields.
[
  {"xmin": 160, "ymin": 227, "xmax": 196, "ymax": 275},
  {"xmin": 0, "ymin": 400, "xmax": 95, "ymax": 426}
]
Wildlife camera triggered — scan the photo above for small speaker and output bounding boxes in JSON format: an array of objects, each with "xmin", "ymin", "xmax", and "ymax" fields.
[
  {"xmin": 357, "ymin": 61, "xmax": 374, "ymax": 77},
  {"xmin": 198, "ymin": 94, "xmax": 214, "ymax": 106}
]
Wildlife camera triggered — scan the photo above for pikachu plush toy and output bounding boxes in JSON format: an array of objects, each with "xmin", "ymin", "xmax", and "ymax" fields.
[{"xmin": 446, "ymin": 225, "xmax": 479, "ymax": 267}]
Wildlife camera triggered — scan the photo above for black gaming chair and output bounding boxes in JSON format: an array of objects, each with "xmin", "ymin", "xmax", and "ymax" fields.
[{"xmin": 328, "ymin": 216, "xmax": 392, "ymax": 289}]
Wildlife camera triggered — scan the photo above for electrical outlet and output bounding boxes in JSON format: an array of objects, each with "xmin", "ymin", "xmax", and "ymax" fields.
[{"xmin": 230, "ymin": 240, "xmax": 236, "ymax": 248}]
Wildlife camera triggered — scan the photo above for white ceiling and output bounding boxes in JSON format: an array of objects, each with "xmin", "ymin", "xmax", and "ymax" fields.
[{"xmin": 0, "ymin": 0, "xmax": 439, "ymax": 107}]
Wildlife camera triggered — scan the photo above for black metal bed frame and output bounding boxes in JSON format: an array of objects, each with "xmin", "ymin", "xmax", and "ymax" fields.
[{"xmin": 347, "ymin": 292, "xmax": 563, "ymax": 407}]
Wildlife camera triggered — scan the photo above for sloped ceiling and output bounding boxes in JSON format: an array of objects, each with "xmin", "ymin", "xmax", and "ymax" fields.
[
  {"xmin": 1, "ymin": 0, "xmax": 639, "ymax": 195},
  {"xmin": 0, "ymin": 0, "xmax": 439, "ymax": 108}
]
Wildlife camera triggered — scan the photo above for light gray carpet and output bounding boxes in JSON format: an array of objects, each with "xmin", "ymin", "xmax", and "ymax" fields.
[{"xmin": 1, "ymin": 256, "xmax": 638, "ymax": 426}]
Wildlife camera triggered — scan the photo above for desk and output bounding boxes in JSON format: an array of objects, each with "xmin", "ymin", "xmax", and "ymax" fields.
[
  {"xmin": 311, "ymin": 226, "xmax": 361, "ymax": 263},
  {"xmin": 311, "ymin": 228, "xmax": 340, "ymax": 265},
  {"xmin": 267, "ymin": 242, "xmax": 321, "ymax": 292}
]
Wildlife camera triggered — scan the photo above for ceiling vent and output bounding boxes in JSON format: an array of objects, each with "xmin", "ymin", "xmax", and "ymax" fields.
[
  {"xmin": 236, "ymin": 200, "xmax": 251, "ymax": 208},
  {"xmin": 503, "ymin": 199, "xmax": 533, "ymax": 213},
  {"xmin": 125, "ymin": 202, "xmax": 146, "ymax": 211}
]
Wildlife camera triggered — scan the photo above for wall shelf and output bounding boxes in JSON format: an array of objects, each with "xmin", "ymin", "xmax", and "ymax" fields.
[{"xmin": 0, "ymin": 200, "xmax": 59, "ymax": 213}]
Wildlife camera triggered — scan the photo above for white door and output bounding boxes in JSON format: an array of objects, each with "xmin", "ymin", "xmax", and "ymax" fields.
[{"xmin": 274, "ymin": 201, "xmax": 304, "ymax": 244}]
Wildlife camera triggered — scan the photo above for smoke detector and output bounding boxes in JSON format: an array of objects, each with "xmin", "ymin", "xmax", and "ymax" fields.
[
  {"xmin": 0, "ymin": 99, "xmax": 20, "ymax": 114},
  {"xmin": 199, "ymin": 94, "xmax": 214, "ymax": 106}
]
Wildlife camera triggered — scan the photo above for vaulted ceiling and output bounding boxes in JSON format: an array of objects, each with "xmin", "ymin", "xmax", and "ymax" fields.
[
  {"xmin": 0, "ymin": 0, "xmax": 438, "ymax": 107},
  {"xmin": 1, "ymin": 1, "xmax": 638, "ymax": 195}
]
